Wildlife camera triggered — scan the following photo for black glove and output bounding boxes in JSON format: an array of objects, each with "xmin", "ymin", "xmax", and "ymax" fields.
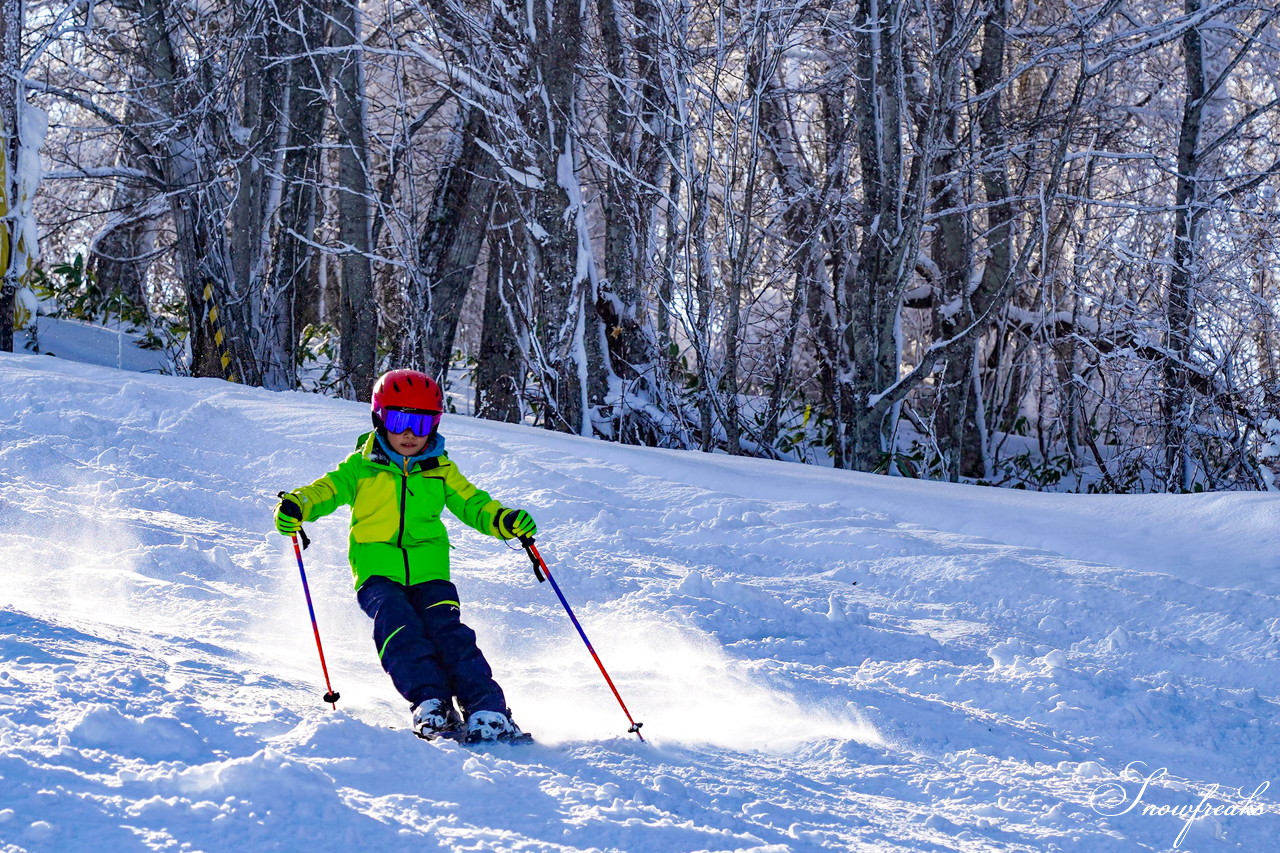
[
  {"xmin": 495, "ymin": 509, "xmax": 537, "ymax": 540},
  {"xmin": 275, "ymin": 492, "xmax": 304, "ymax": 536}
]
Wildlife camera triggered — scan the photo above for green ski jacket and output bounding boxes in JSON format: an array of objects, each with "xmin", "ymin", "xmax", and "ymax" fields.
[{"xmin": 289, "ymin": 432, "xmax": 509, "ymax": 589}]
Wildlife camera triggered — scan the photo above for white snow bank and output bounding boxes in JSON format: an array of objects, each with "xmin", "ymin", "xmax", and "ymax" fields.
[{"xmin": 17, "ymin": 316, "xmax": 171, "ymax": 375}]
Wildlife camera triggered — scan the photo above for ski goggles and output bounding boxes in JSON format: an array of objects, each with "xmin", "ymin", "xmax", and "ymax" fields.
[{"xmin": 378, "ymin": 407, "xmax": 441, "ymax": 437}]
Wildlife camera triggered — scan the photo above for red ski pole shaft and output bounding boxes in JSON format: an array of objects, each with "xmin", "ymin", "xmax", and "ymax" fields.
[
  {"xmin": 291, "ymin": 533, "xmax": 340, "ymax": 709},
  {"xmin": 524, "ymin": 540, "xmax": 644, "ymax": 742}
]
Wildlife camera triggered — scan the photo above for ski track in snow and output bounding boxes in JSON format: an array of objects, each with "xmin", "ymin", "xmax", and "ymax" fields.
[{"xmin": 1, "ymin": 353, "xmax": 1278, "ymax": 852}]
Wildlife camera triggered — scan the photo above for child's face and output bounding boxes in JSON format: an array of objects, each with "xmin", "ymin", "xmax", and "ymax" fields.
[{"xmin": 388, "ymin": 427, "xmax": 429, "ymax": 456}]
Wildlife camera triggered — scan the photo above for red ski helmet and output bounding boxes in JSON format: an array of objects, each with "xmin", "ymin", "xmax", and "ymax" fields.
[{"xmin": 371, "ymin": 370, "xmax": 443, "ymax": 436}]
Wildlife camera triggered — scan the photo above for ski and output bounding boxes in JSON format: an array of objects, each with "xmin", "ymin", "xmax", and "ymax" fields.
[{"xmin": 413, "ymin": 728, "xmax": 536, "ymax": 747}]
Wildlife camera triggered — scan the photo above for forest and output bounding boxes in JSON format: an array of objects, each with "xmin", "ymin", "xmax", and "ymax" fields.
[{"xmin": 2, "ymin": 0, "xmax": 1279, "ymax": 492}]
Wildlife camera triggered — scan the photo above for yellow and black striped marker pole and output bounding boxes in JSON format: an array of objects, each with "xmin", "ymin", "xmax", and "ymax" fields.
[{"xmin": 202, "ymin": 280, "xmax": 239, "ymax": 383}]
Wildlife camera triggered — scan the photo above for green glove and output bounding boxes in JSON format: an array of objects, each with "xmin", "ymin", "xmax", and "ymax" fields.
[
  {"xmin": 275, "ymin": 492, "xmax": 304, "ymax": 536},
  {"xmin": 495, "ymin": 508, "xmax": 537, "ymax": 540}
]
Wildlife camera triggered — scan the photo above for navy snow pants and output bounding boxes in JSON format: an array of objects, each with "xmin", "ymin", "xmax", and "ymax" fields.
[{"xmin": 356, "ymin": 576, "xmax": 506, "ymax": 715}]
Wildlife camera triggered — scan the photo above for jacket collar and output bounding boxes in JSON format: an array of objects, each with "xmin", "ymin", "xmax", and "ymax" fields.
[{"xmin": 359, "ymin": 431, "xmax": 447, "ymax": 473}]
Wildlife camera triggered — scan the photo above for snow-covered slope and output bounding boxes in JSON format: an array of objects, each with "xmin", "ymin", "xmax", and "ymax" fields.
[{"xmin": 1, "ymin": 353, "xmax": 1277, "ymax": 852}]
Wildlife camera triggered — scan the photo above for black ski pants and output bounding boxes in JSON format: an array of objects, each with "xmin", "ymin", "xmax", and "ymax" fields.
[{"xmin": 356, "ymin": 575, "xmax": 506, "ymax": 715}]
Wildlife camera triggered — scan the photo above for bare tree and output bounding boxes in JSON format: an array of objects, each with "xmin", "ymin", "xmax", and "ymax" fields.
[
  {"xmin": 1163, "ymin": 2, "xmax": 1280, "ymax": 490},
  {"xmin": 1, "ymin": 0, "xmax": 26, "ymax": 352},
  {"xmin": 260, "ymin": 0, "xmax": 333, "ymax": 390},
  {"xmin": 592, "ymin": 0, "xmax": 683, "ymax": 446},
  {"xmin": 416, "ymin": 103, "xmax": 498, "ymax": 382},
  {"xmin": 475, "ymin": 186, "xmax": 526, "ymax": 422},
  {"xmin": 331, "ymin": 0, "xmax": 377, "ymax": 400}
]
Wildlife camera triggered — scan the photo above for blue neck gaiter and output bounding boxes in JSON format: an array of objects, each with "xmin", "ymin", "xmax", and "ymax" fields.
[{"xmin": 375, "ymin": 431, "xmax": 447, "ymax": 471}]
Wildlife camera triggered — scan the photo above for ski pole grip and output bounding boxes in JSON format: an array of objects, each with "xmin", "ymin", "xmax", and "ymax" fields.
[
  {"xmin": 278, "ymin": 491, "xmax": 310, "ymax": 550},
  {"xmin": 520, "ymin": 537, "xmax": 546, "ymax": 582}
]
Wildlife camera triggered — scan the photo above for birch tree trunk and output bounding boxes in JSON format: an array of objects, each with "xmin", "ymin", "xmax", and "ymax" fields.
[{"xmin": 0, "ymin": 0, "xmax": 21, "ymax": 352}]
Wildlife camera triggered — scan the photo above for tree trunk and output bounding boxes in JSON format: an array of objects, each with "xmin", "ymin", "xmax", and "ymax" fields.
[
  {"xmin": 529, "ymin": 0, "xmax": 588, "ymax": 434},
  {"xmin": 230, "ymin": 5, "xmax": 287, "ymax": 386},
  {"xmin": 332, "ymin": 0, "xmax": 377, "ymax": 401},
  {"xmin": 594, "ymin": 0, "xmax": 673, "ymax": 445},
  {"xmin": 475, "ymin": 189, "xmax": 524, "ymax": 422},
  {"xmin": 926, "ymin": 1, "xmax": 974, "ymax": 481},
  {"xmin": 261, "ymin": 0, "xmax": 330, "ymax": 390},
  {"xmin": 845, "ymin": 0, "xmax": 910, "ymax": 471},
  {"xmin": 419, "ymin": 105, "xmax": 499, "ymax": 382},
  {"xmin": 930, "ymin": 156, "xmax": 976, "ymax": 480},
  {"xmin": 930, "ymin": 0, "xmax": 1011, "ymax": 481},
  {"xmin": 961, "ymin": 0, "xmax": 1014, "ymax": 479},
  {"xmin": 690, "ymin": 164, "xmax": 716, "ymax": 450},
  {"xmin": 810, "ymin": 24, "xmax": 854, "ymax": 469},
  {"xmin": 1164, "ymin": 0, "xmax": 1206, "ymax": 492},
  {"xmin": 126, "ymin": 0, "xmax": 259, "ymax": 384},
  {"xmin": 0, "ymin": 0, "xmax": 22, "ymax": 353},
  {"xmin": 720, "ymin": 43, "xmax": 771, "ymax": 456},
  {"xmin": 228, "ymin": 15, "xmax": 274, "ymax": 338}
]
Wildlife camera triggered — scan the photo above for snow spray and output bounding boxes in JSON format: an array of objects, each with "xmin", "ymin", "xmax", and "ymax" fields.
[{"xmin": 522, "ymin": 538, "xmax": 645, "ymax": 742}]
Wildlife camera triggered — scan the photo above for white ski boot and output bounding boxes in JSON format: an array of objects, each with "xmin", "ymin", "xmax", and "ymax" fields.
[
  {"xmin": 412, "ymin": 699, "xmax": 461, "ymax": 739},
  {"xmin": 465, "ymin": 710, "xmax": 521, "ymax": 743}
]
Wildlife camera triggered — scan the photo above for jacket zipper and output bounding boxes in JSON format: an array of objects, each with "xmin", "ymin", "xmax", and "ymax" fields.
[{"xmin": 397, "ymin": 463, "xmax": 410, "ymax": 585}]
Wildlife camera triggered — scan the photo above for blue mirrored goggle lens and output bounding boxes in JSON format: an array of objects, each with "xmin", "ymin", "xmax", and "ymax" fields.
[{"xmin": 380, "ymin": 408, "xmax": 441, "ymax": 437}]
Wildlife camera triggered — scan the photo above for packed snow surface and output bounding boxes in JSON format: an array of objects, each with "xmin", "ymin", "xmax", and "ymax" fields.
[{"xmin": 1, "ymin": 352, "xmax": 1277, "ymax": 852}]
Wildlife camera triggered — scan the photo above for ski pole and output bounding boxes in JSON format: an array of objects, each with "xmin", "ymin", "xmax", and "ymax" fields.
[
  {"xmin": 521, "ymin": 538, "xmax": 644, "ymax": 742},
  {"xmin": 287, "ymin": 526, "xmax": 341, "ymax": 709}
]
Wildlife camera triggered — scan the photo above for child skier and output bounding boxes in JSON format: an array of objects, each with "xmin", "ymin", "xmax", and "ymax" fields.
[{"xmin": 273, "ymin": 369, "xmax": 537, "ymax": 742}]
